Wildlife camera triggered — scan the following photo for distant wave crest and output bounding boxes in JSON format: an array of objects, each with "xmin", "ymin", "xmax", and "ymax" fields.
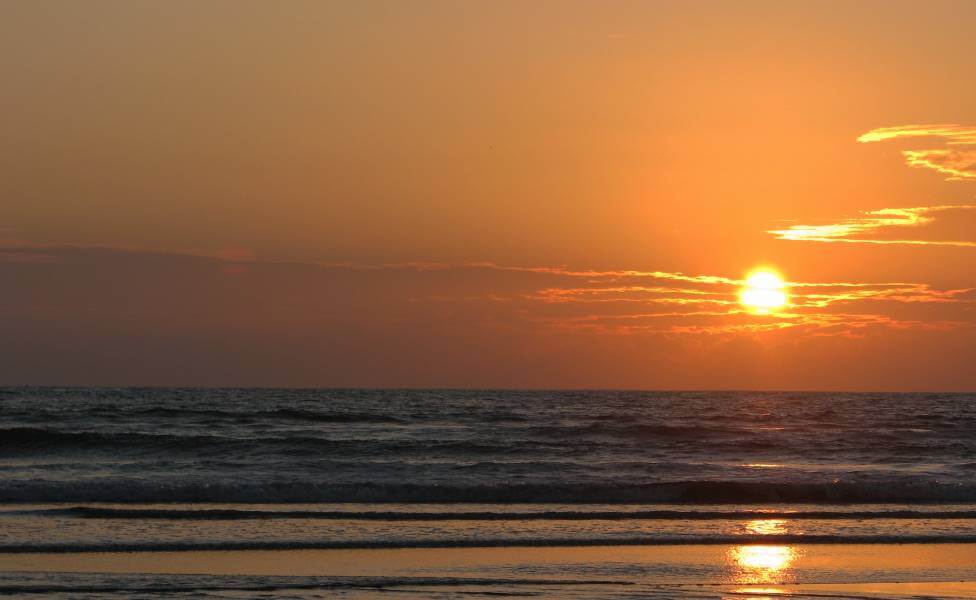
[
  {"xmin": 4, "ymin": 535, "xmax": 976, "ymax": 553},
  {"xmin": 10, "ymin": 506, "xmax": 976, "ymax": 520},
  {"xmin": 2, "ymin": 480, "xmax": 975, "ymax": 504}
]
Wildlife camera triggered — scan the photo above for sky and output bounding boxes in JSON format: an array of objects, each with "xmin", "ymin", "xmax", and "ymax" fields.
[{"xmin": 2, "ymin": 0, "xmax": 975, "ymax": 390}]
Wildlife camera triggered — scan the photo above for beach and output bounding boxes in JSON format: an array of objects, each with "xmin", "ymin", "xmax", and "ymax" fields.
[{"xmin": 1, "ymin": 544, "xmax": 975, "ymax": 598}]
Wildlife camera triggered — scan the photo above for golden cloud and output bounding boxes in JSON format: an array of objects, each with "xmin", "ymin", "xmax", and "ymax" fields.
[
  {"xmin": 1, "ymin": 244, "xmax": 971, "ymax": 341},
  {"xmin": 858, "ymin": 124, "xmax": 976, "ymax": 181},
  {"xmin": 768, "ymin": 205, "xmax": 976, "ymax": 247}
]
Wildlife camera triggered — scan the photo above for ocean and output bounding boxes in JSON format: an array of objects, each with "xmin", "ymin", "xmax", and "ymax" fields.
[{"xmin": 2, "ymin": 387, "xmax": 976, "ymax": 598}]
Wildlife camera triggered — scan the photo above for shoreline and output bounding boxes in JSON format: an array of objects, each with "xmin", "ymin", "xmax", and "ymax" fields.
[
  {"xmin": 2, "ymin": 543, "xmax": 974, "ymax": 576},
  {"xmin": 2, "ymin": 544, "xmax": 976, "ymax": 597},
  {"xmin": 5, "ymin": 535, "xmax": 976, "ymax": 554}
]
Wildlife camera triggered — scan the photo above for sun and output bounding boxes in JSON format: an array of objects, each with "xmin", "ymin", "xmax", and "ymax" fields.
[{"xmin": 739, "ymin": 269, "xmax": 788, "ymax": 314}]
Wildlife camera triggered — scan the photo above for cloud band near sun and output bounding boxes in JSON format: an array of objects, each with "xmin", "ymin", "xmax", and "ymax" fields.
[
  {"xmin": 0, "ymin": 244, "xmax": 971, "ymax": 340},
  {"xmin": 858, "ymin": 124, "xmax": 976, "ymax": 181}
]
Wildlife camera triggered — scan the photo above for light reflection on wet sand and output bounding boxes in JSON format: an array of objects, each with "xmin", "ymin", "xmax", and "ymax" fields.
[
  {"xmin": 726, "ymin": 519, "xmax": 798, "ymax": 585},
  {"xmin": 728, "ymin": 545, "xmax": 798, "ymax": 584},
  {"xmin": 0, "ymin": 543, "xmax": 974, "ymax": 597}
]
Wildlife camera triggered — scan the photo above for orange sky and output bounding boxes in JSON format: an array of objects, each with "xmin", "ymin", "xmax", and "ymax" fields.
[{"xmin": 2, "ymin": 1, "xmax": 975, "ymax": 389}]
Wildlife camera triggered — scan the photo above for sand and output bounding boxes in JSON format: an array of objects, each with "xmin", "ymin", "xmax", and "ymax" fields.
[{"xmin": 1, "ymin": 543, "xmax": 975, "ymax": 598}]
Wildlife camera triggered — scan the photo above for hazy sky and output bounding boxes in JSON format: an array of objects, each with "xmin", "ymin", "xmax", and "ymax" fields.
[{"xmin": 3, "ymin": 0, "xmax": 975, "ymax": 389}]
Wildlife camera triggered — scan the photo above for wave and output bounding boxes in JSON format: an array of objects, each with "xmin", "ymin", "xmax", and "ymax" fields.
[
  {"xmin": 131, "ymin": 407, "xmax": 408, "ymax": 424},
  {"xmin": 4, "ymin": 534, "xmax": 976, "ymax": 553},
  {"xmin": 2, "ymin": 407, "xmax": 408, "ymax": 424},
  {"xmin": 3, "ymin": 480, "xmax": 976, "ymax": 504},
  {"xmin": 0, "ymin": 574, "xmax": 626, "ymax": 595},
  {"xmin": 0, "ymin": 427, "xmax": 543, "ymax": 458},
  {"xmin": 522, "ymin": 423, "xmax": 749, "ymax": 440},
  {"xmin": 13, "ymin": 506, "xmax": 976, "ymax": 521},
  {"xmin": 0, "ymin": 427, "xmax": 256, "ymax": 456}
]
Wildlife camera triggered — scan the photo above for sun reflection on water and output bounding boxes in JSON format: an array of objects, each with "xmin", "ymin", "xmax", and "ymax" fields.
[
  {"xmin": 733, "ymin": 545, "xmax": 795, "ymax": 571},
  {"xmin": 746, "ymin": 519, "xmax": 787, "ymax": 535},
  {"xmin": 728, "ymin": 520, "xmax": 798, "ymax": 585},
  {"xmin": 728, "ymin": 544, "xmax": 798, "ymax": 585}
]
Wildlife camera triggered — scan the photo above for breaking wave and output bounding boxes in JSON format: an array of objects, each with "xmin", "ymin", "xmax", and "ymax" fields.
[{"xmin": 2, "ymin": 480, "xmax": 975, "ymax": 504}]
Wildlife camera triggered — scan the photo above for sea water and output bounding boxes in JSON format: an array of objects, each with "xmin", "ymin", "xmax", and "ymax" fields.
[{"xmin": 2, "ymin": 388, "xmax": 976, "ymax": 597}]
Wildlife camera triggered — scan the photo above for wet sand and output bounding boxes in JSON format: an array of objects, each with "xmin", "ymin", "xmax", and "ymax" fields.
[{"xmin": 2, "ymin": 543, "xmax": 975, "ymax": 597}]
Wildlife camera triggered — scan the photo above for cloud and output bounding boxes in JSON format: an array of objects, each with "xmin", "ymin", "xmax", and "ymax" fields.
[
  {"xmin": 772, "ymin": 127, "xmax": 976, "ymax": 249},
  {"xmin": 858, "ymin": 124, "xmax": 976, "ymax": 181},
  {"xmin": 384, "ymin": 261, "xmax": 976, "ymax": 338},
  {"xmin": 768, "ymin": 205, "xmax": 976, "ymax": 247},
  {"xmin": 0, "ymin": 243, "xmax": 971, "ymax": 343},
  {"xmin": 522, "ymin": 280, "xmax": 974, "ymax": 338},
  {"xmin": 0, "ymin": 243, "xmax": 973, "ymax": 387}
]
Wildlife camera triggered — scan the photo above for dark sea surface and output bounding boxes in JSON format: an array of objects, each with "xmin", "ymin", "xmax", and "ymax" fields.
[
  {"xmin": 3, "ymin": 388, "xmax": 976, "ymax": 505},
  {"xmin": 3, "ymin": 388, "xmax": 976, "ymax": 598}
]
